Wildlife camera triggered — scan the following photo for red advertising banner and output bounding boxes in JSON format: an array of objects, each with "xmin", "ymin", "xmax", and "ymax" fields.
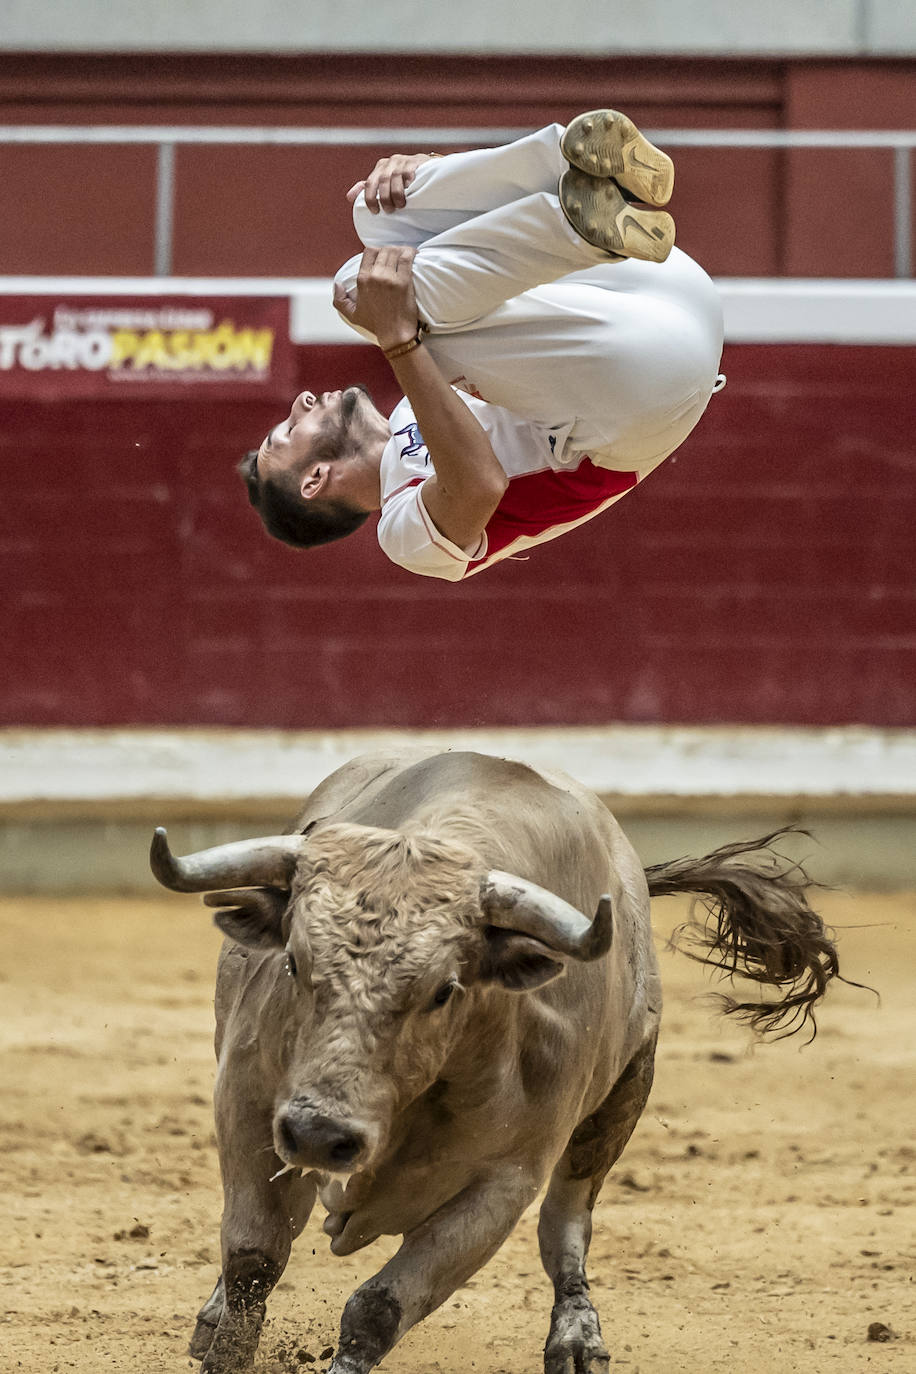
[{"xmin": 0, "ymin": 295, "xmax": 296, "ymax": 399}]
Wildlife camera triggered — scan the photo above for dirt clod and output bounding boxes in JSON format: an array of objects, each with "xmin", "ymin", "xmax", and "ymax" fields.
[
  {"xmin": 617, "ymin": 1172, "xmax": 651, "ymax": 1192},
  {"xmin": 113, "ymin": 1222, "xmax": 151, "ymax": 1241}
]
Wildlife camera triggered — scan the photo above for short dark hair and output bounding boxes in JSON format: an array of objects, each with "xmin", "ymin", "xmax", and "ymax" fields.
[{"xmin": 238, "ymin": 450, "xmax": 369, "ymax": 549}]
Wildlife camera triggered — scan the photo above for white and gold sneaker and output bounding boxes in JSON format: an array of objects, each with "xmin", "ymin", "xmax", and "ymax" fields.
[
  {"xmin": 559, "ymin": 168, "xmax": 675, "ymax": 262},
  {"xmin": 561, "ymin": 108, "xmax": 675, "ymax": 207}
]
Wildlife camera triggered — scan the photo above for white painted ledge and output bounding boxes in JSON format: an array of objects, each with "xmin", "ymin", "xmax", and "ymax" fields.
[
  {"xmin": 2, "ymin": 726, "xmax": 915, "ymax": 811},
  {"xmin": 3, "ymin": 278, "xmax": 916, "ymax": 345},
  {"xmin": 717, "ymin": 279, "xmax": 916, "ymax": 344}
]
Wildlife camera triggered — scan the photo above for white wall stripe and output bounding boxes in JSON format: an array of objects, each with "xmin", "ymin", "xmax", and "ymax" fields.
[
  {"xmin": 3, "ymin": 277, "xmax": 915, "ymax": 344},
  {"xmin": 2, "ymin": 727, "xmax": 915, "ymax": 807},
  {"xmin": 717, "ymin": 279, "xmax": 916, "ymax": 344},
  {"xmin": 3, "ymin": 127, "xmax": 915, "ymax": 148}
]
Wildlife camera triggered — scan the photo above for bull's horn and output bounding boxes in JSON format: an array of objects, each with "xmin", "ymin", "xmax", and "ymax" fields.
[
  {"xmin": 150, "ymin": 828, "xmax": 306, "ymax": 893},
  {"xmin": 480, "ymin": 871, "xmax": 613, "ymax": 961}
]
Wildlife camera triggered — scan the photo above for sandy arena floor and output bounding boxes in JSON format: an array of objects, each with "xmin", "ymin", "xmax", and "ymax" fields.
[{"xmin": 1, "ymin": 886, "xmax": 913, "ymax": 1373}]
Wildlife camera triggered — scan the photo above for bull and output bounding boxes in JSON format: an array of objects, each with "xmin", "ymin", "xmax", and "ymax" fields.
[{"xmin": 149, "ymin": 748, "xmax": 843, "ymax": 1374}]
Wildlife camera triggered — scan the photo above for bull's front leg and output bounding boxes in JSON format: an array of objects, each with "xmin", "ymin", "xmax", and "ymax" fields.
[
  {"xmin": 327, "ymin": 1169, "xmax": 541, "ymax": 1374},
  {"xmin": 198, "ymin": 1085, "xmax": 317, "ymax": 1374}
]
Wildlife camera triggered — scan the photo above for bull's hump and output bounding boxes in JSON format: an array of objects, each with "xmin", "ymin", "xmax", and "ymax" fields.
[{"xmin": 347, "ymin": 752, "xmax": 550, "ymax": 829}]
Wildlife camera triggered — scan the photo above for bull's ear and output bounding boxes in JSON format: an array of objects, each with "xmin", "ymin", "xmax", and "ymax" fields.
[
  {"xmin": 203, "ymin": 887, "xmax": 287, "ymax": 949},
  {"xmin": 480, "ymin": 928, "xmax": 567, "ymax": 992}
]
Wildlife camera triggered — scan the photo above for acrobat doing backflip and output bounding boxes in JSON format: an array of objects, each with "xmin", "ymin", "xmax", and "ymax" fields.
[{"xmin": 241, "ymin": 110, "xmax": 725, "ymax": 581}]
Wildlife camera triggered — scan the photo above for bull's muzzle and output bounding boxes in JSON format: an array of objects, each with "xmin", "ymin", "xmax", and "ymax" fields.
[{"xmin": 276, "ymin": 1099, "xmax": 371, "ymax": 1173}]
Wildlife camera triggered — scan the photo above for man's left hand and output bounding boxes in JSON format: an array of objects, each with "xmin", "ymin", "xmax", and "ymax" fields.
[{"xmin": 347, "ymin": 154, "xmax": 433, "ymax": 213}]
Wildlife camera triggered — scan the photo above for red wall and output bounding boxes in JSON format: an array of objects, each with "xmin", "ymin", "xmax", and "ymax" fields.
[
  {"xmin": 3, "ymin": 55, "xmax": 914, "ymax": 728},
  {"xmin": 3, "ymin": 342, "xmax": 913, "ymax": 729},
  {"xmin": 1, "ymin": 54, "xmax": 914, "ymax": 278}
]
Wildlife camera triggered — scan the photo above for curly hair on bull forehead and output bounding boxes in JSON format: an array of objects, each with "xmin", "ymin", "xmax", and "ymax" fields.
[
  {"xmin": 288, "ymin": 825, "xmax": 480, "ymax": 1014},
  {"xmin": 297, "ymin": 823, "xmax": 484, "ymax": 927}
]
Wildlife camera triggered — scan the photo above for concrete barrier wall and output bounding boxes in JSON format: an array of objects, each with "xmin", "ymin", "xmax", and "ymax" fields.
[
  {"xmin": 3, "ymin": 725, "xmax": 915, "ymax": 891},
  {"xmin": 2, "ymin": 0, "xmax": 915, "ymax": 55}
]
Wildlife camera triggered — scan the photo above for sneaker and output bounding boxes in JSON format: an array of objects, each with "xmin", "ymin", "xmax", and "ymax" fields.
[
  {"xmin": 559, "ymin": 169, "xmax": 675, "ymax": 262},
  {"xmin": 561, "ymin": 109, "xmax": 675, "ymax": 207}
]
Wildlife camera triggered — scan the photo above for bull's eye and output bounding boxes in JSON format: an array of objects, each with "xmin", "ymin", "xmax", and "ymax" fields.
[
  {"xmin": 431, "ymin": 980, "xmax": 456, "ymax": 1009},
  {"xmin": 285, "ymin": 951, "xmax": 298, "ymax": 979}
]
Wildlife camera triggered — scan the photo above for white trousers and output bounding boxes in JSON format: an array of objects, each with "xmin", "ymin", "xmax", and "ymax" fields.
[{"xmin": 334, "ymin": 124, "xmax": 725, "ymax": 468}]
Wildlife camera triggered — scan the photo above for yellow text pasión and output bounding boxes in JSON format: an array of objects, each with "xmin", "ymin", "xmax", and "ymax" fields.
[{"xmin": 109, "ymin": 323, "xmax": 274, "ymax": 371}]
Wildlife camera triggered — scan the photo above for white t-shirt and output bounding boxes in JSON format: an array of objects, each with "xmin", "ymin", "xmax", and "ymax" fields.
[{"xmin": 376, "ymin": 391, "xmax": 643, "ymax": 581}]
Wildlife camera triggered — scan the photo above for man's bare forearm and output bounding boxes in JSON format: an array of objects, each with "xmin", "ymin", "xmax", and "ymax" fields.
[
  {"xmin": 332, "ymin": 243, "xmax": 508, "ymax": 549},
  {"xmin": 387, "ymin": 342, "xmax": 507, "ymax": 549}
]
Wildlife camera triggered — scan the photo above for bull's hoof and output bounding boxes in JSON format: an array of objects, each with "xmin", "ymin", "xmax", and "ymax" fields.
[
  {"xmin": 325, "ymin": 1356, "xmax": 365, "ymax": 1374},
  {"xmin": 544, "ymin": 1294, "xmax": 610, "ymax": 1374},
  {"xmin": 545, "ymin": 1352, "xmax": 610, "ymax": 1374},
  {"xmin": 199, "ymin": 1303, "xmax": 265, "ymax": 1374},
  {"xmin": 544, "ymin": 1337, "xmax": 611, "ymax": 1374},
  {"xmin": 190, "ymin": 1275, "xmax": 225, "ymax": 1361},
  {"xmin": 189, "ymin": 1313, "xmax": 218, "ymax": 1360}
]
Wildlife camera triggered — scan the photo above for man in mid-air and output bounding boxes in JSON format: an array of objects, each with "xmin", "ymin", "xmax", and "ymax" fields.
[{"xmin": 241, "ymin": 110, "xmax": 724, "ymax": 581}]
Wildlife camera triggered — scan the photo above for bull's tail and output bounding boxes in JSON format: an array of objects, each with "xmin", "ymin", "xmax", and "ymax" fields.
[{"xmin": 645, "ymin": 829, "xmax": 847, "ymax": 1040}]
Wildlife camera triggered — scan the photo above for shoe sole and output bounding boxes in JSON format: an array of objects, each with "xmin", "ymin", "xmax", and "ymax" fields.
[
  {"xmin": 559, "ymin": 169, "xmax": 675, "ymax": 262},
  {"xmin": 561, "ymin": 109, "xmax": 675, "ymax": 207}
]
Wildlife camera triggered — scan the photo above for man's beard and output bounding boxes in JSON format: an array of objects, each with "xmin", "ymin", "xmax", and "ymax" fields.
[
  {"xmin": 340, "ymin": 383, "xmax": 374, "ymax": 426},
  {"xmin": 312, "ymin": 385, "xmax": 374, "ymax": 464}
]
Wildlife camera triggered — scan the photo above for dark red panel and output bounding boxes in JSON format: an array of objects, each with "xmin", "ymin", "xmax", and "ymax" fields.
[
  {"xmin": 2, "ymin": 343, "xmax": 915, "ymax": 729},
  {"xmin": 786, "ymin": 61, "xmax": 916, "ymax": 130},
  {"xmin": 0, "ymin": 146, "xmax": 155, "ymax": 275},
  {"xmin": 670, "ymin": 148, "xmax": 782, "ymax": 275},
  {"xmin": 172, "ymin": 145, "xmax": 387, "ymax": 278},
  {"xmin": 784, "ymin": 149, "xmax": 897, "ymax": 277}
]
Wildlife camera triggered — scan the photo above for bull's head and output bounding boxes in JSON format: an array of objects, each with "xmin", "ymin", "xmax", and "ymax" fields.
[{"xmin": 150, "ymin": 823, "xmax": 613, "ymax": 1182}]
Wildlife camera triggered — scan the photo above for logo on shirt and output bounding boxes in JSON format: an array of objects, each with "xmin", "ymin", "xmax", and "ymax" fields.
[
  {"xmin": 449, "ymin": 374, "xmax": 485, "ymax": 401},
  {"xmin": 393, "ymin": 421, "xmax": 427, "ymax": 462}
]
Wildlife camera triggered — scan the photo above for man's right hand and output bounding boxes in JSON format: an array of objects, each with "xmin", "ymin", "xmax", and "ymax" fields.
[
  {"xmin": 347, "ymin": 153, "xmax": 436, "ymax": 214},
  {"xmin": 332, "ymin": 245, "xmax": 420, "ymax": 352}
]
